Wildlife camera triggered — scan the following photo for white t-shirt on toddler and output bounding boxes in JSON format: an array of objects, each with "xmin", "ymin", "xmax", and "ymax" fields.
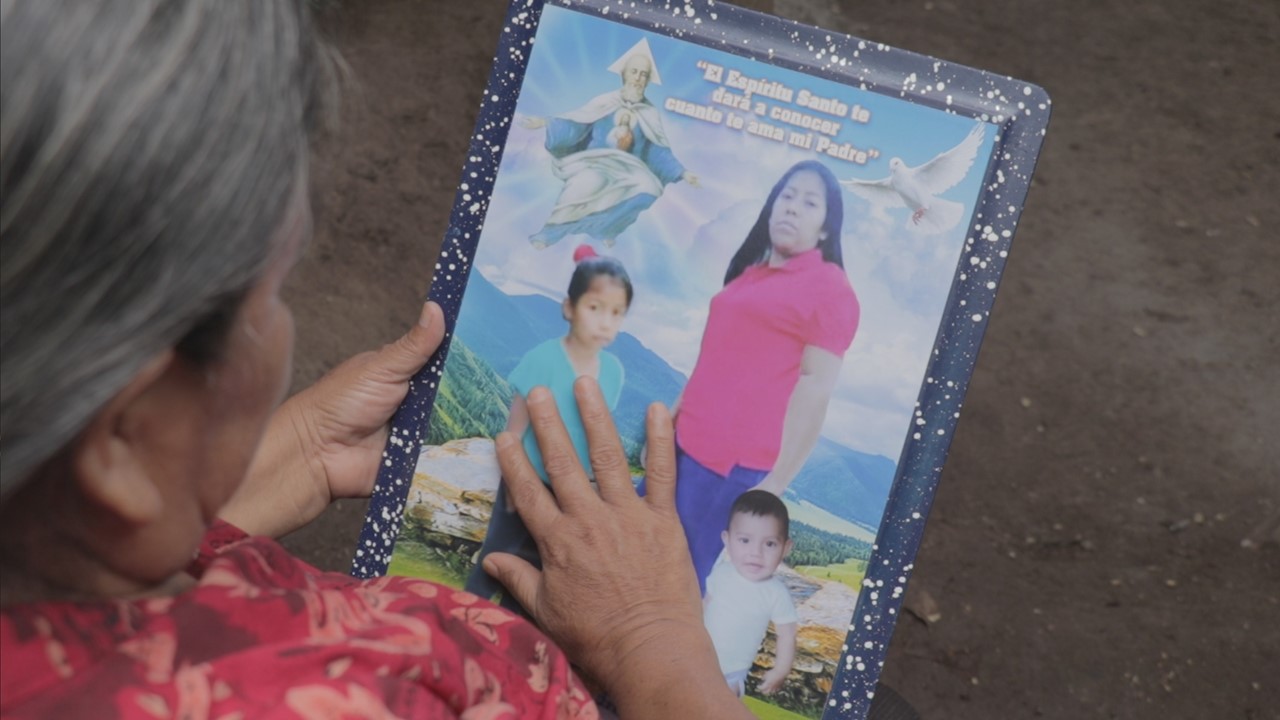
[{"xmin": 703, "ymin": 557, "xmax": 798, "ymax": 674}]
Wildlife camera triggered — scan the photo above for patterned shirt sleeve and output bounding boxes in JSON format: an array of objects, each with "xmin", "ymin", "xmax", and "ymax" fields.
[{"xmin": 2, "ymin": 523, "xmax": 599, "ymax": 720}]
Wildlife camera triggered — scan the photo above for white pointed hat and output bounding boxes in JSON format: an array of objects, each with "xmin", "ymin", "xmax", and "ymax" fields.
[{"xmin": 607, "ymin": 38, "xmax": 662, "ymax": 86}]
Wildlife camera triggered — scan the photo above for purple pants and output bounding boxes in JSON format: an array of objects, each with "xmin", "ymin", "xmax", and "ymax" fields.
[{"xmin": 643, "ymin": 445, "xmax": 768, "ymax": 595}]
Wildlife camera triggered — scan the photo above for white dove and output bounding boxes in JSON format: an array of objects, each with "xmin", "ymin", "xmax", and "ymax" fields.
[{"xmin": 840, "ymin": 124, "xmax": 986, "ymax": 235}]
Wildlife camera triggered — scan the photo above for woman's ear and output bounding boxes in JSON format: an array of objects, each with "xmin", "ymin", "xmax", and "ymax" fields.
[
  {"xmin": 72, "ymin": 350, "xmax": 183, "ymax": 525},
  {"xmin": 562, "ymin": 298, "xmax": 573, "ymax": 322}
]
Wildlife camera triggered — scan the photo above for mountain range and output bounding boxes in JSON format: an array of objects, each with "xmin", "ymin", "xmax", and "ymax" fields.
[{"xmin": 432, "ymin": 270, "xmax": 897, "ymax": 530}]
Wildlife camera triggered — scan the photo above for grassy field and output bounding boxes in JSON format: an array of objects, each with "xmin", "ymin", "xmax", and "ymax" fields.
[
  {"xmin": 794, "ymin": 557, "xmax": 867, "ymax": 590},
  {"xmin": 385, "ymin": 539, "xmax": 470, "ymax": 588},
  {"xmin": 785, "ymin": 500, "xmax": 877, "ymax": 543},
  {"xmin": 744, "ymin": 696, "xmax": 814, "ymax": 719}
]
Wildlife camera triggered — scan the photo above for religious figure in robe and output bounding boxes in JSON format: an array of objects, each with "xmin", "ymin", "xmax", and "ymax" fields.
[{"xmin": 522, "ymin": 39, "xmax": 699, "ymax": 248}]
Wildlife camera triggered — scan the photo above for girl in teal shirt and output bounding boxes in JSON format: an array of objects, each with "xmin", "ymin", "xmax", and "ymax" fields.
[{"xmin": 466, "ymin": 246, "xmax": 632, "ymax": 607}]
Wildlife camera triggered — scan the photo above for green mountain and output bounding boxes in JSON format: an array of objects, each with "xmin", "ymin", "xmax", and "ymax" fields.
[
  {"xmin": 784, "ymin": 438, "xmax": 898, "ymax": 531},
  {"xmin": 425, "ymin": 338, "xmax": 513, "ymax": 445},
  {"xmin": 436, "ymin": 270, "xmax": 899, "ymax": 529}
]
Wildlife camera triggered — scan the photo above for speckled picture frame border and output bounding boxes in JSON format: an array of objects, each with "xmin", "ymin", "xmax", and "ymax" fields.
[{"xmin": 354, "ymin": 2, "xmax": 1050, "ymax": 717}]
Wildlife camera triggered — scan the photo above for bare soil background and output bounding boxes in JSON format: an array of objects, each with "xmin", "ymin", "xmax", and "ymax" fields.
[{"xmin": 282, "ymin": 1, "xmax": 1280, "ymax": 718}]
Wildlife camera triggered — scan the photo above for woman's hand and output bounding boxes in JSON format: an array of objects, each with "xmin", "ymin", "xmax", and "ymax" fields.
[
  {"xmin": 483, "ymin": 378, "xmax": 752, "ymax": 720},
  {"xmin": 286, "ymin": 301, "xmax": 446, "ymax": 499},
  {"xmin": 219, "ymin": 302, "xmax": 445, "ymax": 537},
  {"xmin": 752, "ymin": 344, "xmax": 844, "ymax": 497}
]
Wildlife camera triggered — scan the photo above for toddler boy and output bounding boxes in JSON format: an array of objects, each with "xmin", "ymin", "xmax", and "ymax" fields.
[{"xmin": 703, "ymin": 490, "xmax": 798, "ymax": 697}]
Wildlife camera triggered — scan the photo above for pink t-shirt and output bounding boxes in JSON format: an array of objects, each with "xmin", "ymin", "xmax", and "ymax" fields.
[{"xmin": 677, "ymin": 249, "xmax": 859, "ymax": 475}]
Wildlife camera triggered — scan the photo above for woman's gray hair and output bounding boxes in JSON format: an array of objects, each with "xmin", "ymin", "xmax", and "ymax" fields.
[{"xmin": 0, "ymin": 0, "xmax": 333, "ymax": 498}]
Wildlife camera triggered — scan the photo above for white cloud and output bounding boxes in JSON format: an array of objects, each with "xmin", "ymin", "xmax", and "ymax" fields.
[
  {"xmin": 823, "ymin": 397, "xmax": 912, "ymax": 460},
  {"xmin": 468, "ymin": 115, "xmax": 972, "ymax": 465},
  {"xmin": 622, "ymin": 301, "xmax": 708, "ymax": 376}
]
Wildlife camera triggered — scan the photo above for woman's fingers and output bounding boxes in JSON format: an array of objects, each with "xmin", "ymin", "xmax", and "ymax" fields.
[
  {"xmin": 490, "ymin": 379, "xmax": 719, "ymax": 711},
  {"xmin": 574, "ymin": 377, "xmax": 635, "ymax": 504},
  {"xmin": 493, "ymin": 431, "xmax": 561, "ymax": 537},
  {"xmin": 524, "ymin": 386, "xmax": 596, "ymax": 513},
  {"xmin": 370, "ymin": 301, "xmax": 446, "ymax": 384},
  {"xmin": 640, "ymin": 402, "xmax": 678, "ymax": 513},
  {"xmin": 481, "ymin": 552, "xmax": 542, "ymax": 615}
]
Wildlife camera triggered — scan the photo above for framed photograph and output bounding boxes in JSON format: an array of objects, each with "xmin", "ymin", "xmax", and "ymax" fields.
[{"xmin": 355, "ymin": 2, "xmax": 1050, "ymax": 717}]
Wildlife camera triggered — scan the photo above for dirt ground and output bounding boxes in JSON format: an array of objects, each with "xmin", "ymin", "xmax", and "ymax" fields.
[{"xmin": 281, "ymin": 1, "xmax": 1280, "ymax": 718}]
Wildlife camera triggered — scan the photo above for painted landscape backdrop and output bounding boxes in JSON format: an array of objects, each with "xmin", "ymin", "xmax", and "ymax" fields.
[
  {"xmin": 390, "ymin": 271, "xmax": 900, "ymax": 717},
  {"xmin": 429, "ymin": 271, "xmax": 898, "ymax": 530}
]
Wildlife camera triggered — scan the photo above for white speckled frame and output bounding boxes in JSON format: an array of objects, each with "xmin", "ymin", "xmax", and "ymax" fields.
[{"xmin": 355, "ymin": 2, "xmax": 1049, "ymax": 717}]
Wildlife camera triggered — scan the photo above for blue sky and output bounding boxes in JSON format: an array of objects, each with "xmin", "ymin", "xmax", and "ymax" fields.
[{"xmin": 470, "ymin": 5, "xmax": 997, "ymax": 459}]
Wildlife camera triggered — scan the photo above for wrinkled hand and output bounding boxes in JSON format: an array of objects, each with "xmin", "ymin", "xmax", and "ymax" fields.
[
  {"xmin": 481, "ymin": 380, "xmax": 713, "ymax": 703},
  {"xmin": 288, "ymin": 301, "xmax": 445, "ymax": 500},
  {"xmin": 481, "ymin": 378, "xmax": 752, "ymax": 719},
  {"xmin": 221, "ymin": 302, "xmax": 444, "ymax": 537}
]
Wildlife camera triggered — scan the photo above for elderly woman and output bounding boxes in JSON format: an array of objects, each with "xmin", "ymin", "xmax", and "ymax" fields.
[{"xmin": 0, "ymin": 2, "xmax": 751, "ymax": 718}]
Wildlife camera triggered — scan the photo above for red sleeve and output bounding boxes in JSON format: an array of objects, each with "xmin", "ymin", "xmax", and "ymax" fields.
[
  {"xmin": 4, "ymin": 529, "xmax": 599, "ymax": 719},
  {"xmin": 186, "ymin": 519, "xmax": 250, "ymax": 578},
  {"xmin": 806, "ymin": 267, "xmax": 860, "ymax": 356}
]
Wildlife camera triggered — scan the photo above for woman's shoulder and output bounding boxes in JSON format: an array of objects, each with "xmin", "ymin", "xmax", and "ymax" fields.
[
  {"xmin": 800, "ymin": 260, "xmax": 857, "ymax": 303},
  {"xmin": 811, "ymin": 259, "xmax": 853, "ymax": 284},
  {"xmin": 801, "ymin": 263, "xmax": 860, "ymax": 349}
]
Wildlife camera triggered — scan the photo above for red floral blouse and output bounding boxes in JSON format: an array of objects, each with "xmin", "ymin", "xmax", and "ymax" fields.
[{"xmin": 0, "ymin": 522, "xmax": 598, "ymax": 719}]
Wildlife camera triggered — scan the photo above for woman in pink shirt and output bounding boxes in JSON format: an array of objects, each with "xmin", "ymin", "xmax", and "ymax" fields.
[{"xmin": 671, "ymin": 160, "xmax": 861, "ymax": 592}]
